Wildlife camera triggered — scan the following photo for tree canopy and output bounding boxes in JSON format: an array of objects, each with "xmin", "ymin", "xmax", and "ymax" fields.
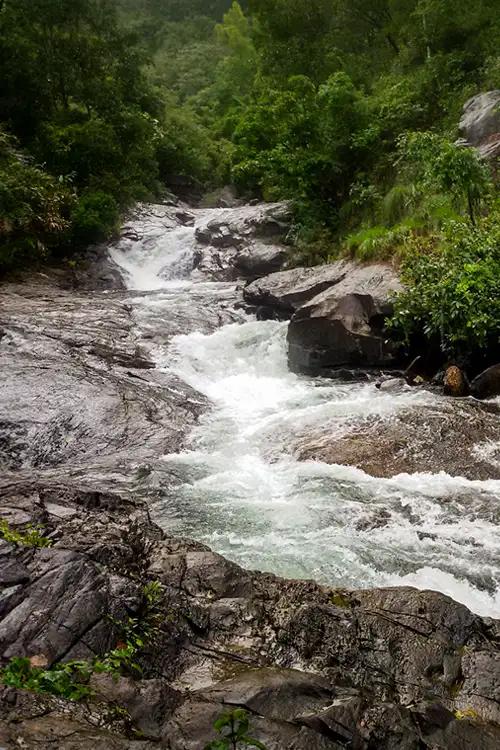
[{"xmin": 1, "ymin": 0, "xmax": 499, "ymax": 351}]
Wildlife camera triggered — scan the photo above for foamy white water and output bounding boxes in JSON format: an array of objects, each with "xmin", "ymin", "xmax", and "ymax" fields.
[{"xmin": 111, "ymin": 206, "xmax": 500, "ymax": 618}]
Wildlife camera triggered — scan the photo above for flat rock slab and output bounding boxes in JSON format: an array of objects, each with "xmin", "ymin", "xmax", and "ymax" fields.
[
  {"xmin": 0, "ymin": 282, "xmax": 206, "ymax": 495},
  {"xmin": 293, "ymin": 397, "xmax": 500, "ymax": 481},
  {"xmin": 244, "ymin": 260, "xmax": 355, "ymax": 314}
]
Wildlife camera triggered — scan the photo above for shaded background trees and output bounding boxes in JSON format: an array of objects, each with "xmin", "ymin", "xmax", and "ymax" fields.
[{"xmin": 0, "ymin": 0, "xmax": 499, "ymax": 284}]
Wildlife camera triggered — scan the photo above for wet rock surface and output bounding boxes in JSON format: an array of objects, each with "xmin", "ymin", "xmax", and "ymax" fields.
[
  {"xmin": 192, "ymin": 202, "xmax": 291, "ymax": 281},
  {"xmin": 1, "ymin": 484, "xmax": 500, "ymax": 749},
  {"xmin": 459, "ymin": 90, "xmax": 500, "ymax": 162},
  {"xmin": 0, "ymin": 280, "xmax": 206, "ymax": 496},
  {"xmin": 1, "ymin": 202, "xmax": 500, "ymax": 748},
  {"xmin": 243, "ymin": 261, "xmax": 355, "ymax": 315},
  {"xmin": 294, "ymin": 396, "xmax": 500, "ymax": 480},
  {"xmin": 471, "ymin": 364, "xmax": 500, "ymax": 400},
  {"xmin": 104, "ymin": 201, "xmax": 291, "ymax": 285},
  {"xmin": 287, "ymin": 264, "xmax": 402, "ymax": 374}
]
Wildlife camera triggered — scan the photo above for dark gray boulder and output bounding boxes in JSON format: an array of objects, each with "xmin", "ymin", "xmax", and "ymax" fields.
[
  {"xmin": 287, "ymin": 264, "xmax": 402, "ymax": 374},
  {"xmin": 470, "ymin": 364, "xmax": 500, "ymax": 400}
]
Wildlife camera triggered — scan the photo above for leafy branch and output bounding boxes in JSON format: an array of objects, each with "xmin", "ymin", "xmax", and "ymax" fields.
[
  {"xmin": 0, "ymin": 581, "xmax": 164, "ymax": 701},
  {"xmin": 0, "ymin": 519, "xmax": 52, "ymax": 548},
  {"xmin": 205, "ymin": 708, "xmax": 268, "ymax": 750}
]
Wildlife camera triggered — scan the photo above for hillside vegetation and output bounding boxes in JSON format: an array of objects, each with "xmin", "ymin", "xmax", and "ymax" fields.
[{"xmin": 0, "ymin": 0, "xmax": 499, "ymax": 355}]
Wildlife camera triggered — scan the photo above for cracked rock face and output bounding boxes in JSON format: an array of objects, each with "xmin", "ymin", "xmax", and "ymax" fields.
[
  {"xmin": 1, "ymin": 485, "xmax": 500, "ymax": 749},
  {"xmin": 192, "ymin": 202, "xmax": 292, "ymax": 281},
  {"xmin": 459, "ymin": 90, "xmax": 500, "ymax": 162},
  {"xmin": 0, "ymin": 277, "xmax": 211, "ymax": 498},
  {"xmin": 243, "ymin": 261, "xmax": 355, "ymax": 316}
]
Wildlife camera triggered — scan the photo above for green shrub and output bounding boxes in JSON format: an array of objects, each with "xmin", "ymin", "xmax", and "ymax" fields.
[
  {"xmin": 0, "ymin": 129, "xmax": 73, "ymax": 271},
  {"xmin": 40, "ymin": 117, "xmax": 122, "ymax": 188},
  {"xmin": 344, "ymin": 224, "xmax": 414, "ymax": 261},
  {"xmin": 1, "ymin": 657, "xmax": 92, "ymax": 701},
  {"xmin": 390, "ymin": 211, "xmax": 500, "ymax": 354},
  {"xmin": 71, "ymin": 192, "xmax": 119, "ymax": 246},
  {"xmin": 396, "ymin": 132, "xmax": 493, "ymax": 226}
]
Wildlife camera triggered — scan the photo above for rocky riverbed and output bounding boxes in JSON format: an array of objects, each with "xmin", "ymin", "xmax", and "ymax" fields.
[
  {"xmin": 1, "ymin": 201, "xmax": 500, "ymax": 748},
  {"xmin": 1, "ymin": 482, "xmax": 500, "ymax": 749}
]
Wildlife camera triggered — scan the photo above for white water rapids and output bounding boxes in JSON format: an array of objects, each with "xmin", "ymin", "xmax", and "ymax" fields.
[{"xmin": 110, "ymin": 208, "xmax": 500, "ymax": 618}]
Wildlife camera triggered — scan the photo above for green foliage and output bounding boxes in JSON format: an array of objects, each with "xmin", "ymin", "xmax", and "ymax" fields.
[
  {"xmin": 0, "ymin": 519, "xmax": 52, "ymax": 548},
  {"xmin": 344, "ymin": 223, "xmax": 414, "ymax": 261},
  {"xmin": 205, "ymin": 708, "xmax": 267, "ymax": 750},
  {"xmin": 157, "ymin": 96, "xmax": 224, "ymax": 185},
  {"xmin": 1, "ymin": 657, "xmax": 93, "ymax": 701},
  {"xmin": 0, "ymin": 129, "xmax": 73, "ymax": 270},
  {"xmin": 71, "ymin": 192, "xmax": 119, "ymax": 246},
  {"xmin": 397, "ymin": 131, "xmax": 493, "ymax": 225},
  {"xmin": 0, "ymin": 0, "xmax": 217, "ymax": 271},
  {"xmin": 390, "ymin": 211, "xmax": 500, "ymax": 353},
  {"xmin": 231, "ymin": 71, "xmax": 370, "ymax": 224},
  {"xmin": 0, "ymin": 581, "xmax": 164, "ymax": 700},
  {"xmin": 95, "ymin": 580, "xmax": 164, "ymax": 677}
]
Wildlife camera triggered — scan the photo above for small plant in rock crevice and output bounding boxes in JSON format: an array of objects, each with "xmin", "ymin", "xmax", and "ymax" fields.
[
  {"xmin": 0, "ymin": 581, "xmax": 164, "ymax": 701},
  {"xmin": 1, "ymin": 656, "xmax": 93, "ymax": 701},
  {"xmin": 205, "ymin": 708, "xmax": 268, "ymax": 750},
  {"xmin": 119, "ymin": 519, "xmax": 156, "ymax": 579},
  {"xmin": 0, "ymin": 519, "xmax": 52, "ymax": 548}
]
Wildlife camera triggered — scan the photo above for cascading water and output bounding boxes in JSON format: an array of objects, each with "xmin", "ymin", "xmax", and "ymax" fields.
[{"xmin": 110, "ymin": 206, "xmax": 500, "ymax": 618}]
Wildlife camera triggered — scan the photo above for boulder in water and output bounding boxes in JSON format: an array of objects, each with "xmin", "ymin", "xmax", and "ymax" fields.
[
  {"xmin": 470, "ymin": 364, "xmax": 500, "ymax": 400},
  {"xmin": 193, "ymin": 202, "xmax": 291, "ymax": 280},
  {"xmin": 287, "ymin": 264, "xmax": 402, "ymax": 374},
  {"xmin": 376, "ymin": 377, "xmax": 407, "ymax": 392}
]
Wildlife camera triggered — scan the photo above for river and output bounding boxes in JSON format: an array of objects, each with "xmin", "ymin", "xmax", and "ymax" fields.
[{"xmin": 106, "ymin": 203, "xmax": 500, "ymax": 618}]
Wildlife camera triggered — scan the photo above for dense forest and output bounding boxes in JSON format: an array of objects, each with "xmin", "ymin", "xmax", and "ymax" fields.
[{"xmin": 0, "ymin": 0, "xmax": 499, "ymax": 355}]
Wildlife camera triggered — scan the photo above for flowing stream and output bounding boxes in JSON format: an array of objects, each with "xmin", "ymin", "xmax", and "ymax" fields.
[{"xmin": 110, "ymin": 206, "xmax": 500, "ymax": 618}]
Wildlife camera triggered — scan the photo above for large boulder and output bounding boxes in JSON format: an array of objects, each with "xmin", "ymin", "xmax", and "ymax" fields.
[
  {"xmin": 244, "ymin": 260, "xmax": 353, "ymax": 317},
  {"xmin": 287, "ymin": 264, "xmax": 402, "ymax": 374},
  {"xmin": 470, "ymin": 364, "xmax": 500, "ymax": 400},
  {"xmin": 234, "ymin": 242, "xmax": 287, "ymax": 280},
  {"xmin": 193, "ymin": 202, "xmax": 292, "ymax": 280},
  {"xmin": 459, "ymin": 90, "xmax": 500, "ymax": 162}
]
